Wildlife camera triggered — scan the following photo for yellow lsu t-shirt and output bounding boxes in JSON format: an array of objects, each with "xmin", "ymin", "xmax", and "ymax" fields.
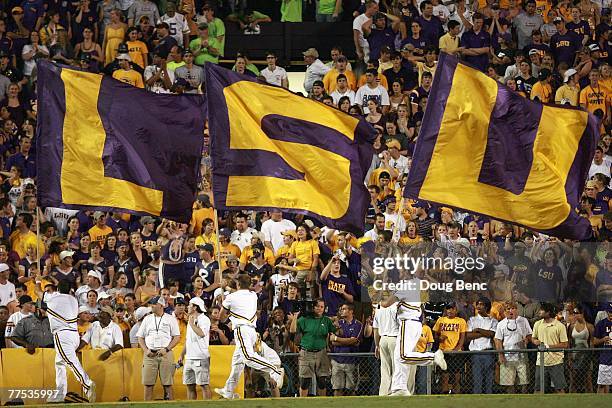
[
  {"xmin": 416, "ymin": 324, "xmax": 434, "ymax": 353},
  {"xmin": 433, "ymin": 316, "xmax": 467, "ymax": 351},
  {"xmin": 112, "ymin": 69, "xmax": 144, "ymax": 88},
  {"xmin": 127, "ymin": 40, "xmax": 149, "ymax": 68},
  {"xmin": 579, "ymin": 85, "xmax": 609, "ymax": 115},
  {"xmin": 290, "ymin": 239, "xmax": 320, "ymax": 270}
]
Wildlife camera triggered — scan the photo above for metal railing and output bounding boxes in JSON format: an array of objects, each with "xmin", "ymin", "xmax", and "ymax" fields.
[{"xmin": 247, "ymin": 348, "xmax": 610, "ymax": 397}]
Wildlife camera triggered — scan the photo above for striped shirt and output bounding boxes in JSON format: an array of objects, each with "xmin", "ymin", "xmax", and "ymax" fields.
[
  {"xmin": 222, "ymin": 289, "xmax": 257, "ymax": 328},
  {"xmin": 43, "ymin": 292, "xmax": 78, "ymax": 333}
]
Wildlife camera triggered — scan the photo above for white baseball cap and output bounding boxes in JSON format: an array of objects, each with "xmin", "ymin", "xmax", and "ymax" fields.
[
  {"xmin": 87, "ymin": 270, "xmax": 102, "ymax": 282},
  {"xmin": 78, "ymin": 306, "xmax": 91, "ymax": 314},
  {"xmin": 189, "ymin": 297, "xmax": 206, "ymax": 312},
  {"xmin": 134, "ymin": 306, "xmax": 152, "ymax": 321},
  {"xmin": 59, "ymin": 250, "xmax": 75, "ymax": 260},
  {"xmin": 564, "ymin": 68, "xmax": 578, "ymax": 83},
  {"xmin": 98, "ymin": 292, "xmax": 111, "ymax": 300},
  {"xmin": 0, "ymin": 263, "xmax": 9, "ymax": 273}
]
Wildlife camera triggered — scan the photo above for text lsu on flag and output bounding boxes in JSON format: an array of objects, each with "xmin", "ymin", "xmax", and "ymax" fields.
[
  {"xmin": 405, "ymin": 53, "xmax": 599, "ymax": 240},
  {"xmin": 205, "ymin": 64, "xmax": 376, "ymax": 235},
  {"xmin": 36, "ymin": 60, "xmax": 206, "ymax": 222}
]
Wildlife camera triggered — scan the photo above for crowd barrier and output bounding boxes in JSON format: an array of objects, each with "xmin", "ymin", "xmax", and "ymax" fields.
[{"xmin": 0, "ymin": 346, "xmax": 243, "ymax": 404}]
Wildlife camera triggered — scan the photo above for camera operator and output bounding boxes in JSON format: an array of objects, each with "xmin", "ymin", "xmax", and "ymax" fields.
[{"xmin": 289, "ymin": 298, "xmax": 337, "ymax": 397}]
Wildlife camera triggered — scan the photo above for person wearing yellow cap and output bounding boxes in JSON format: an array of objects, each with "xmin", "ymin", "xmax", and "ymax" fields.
[
  {"xmin": 379, "ymin": 138, "xmax": 409, "ymax": 184},
  {"xmin": 276, "ymin": 230, "xmax": 297, "ymax": 259}
]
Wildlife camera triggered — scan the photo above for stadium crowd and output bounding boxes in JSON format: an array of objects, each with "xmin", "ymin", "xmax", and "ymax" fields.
[{"xmin": 0, "ymin": 0, "xmax": 611, "ymax": 401}]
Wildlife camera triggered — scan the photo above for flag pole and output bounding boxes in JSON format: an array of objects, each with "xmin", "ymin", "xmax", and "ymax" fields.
[
  {"xmin": 212, "ymin": 206, "xmax": 223, "ymax": 280},
  {"xmin": 35, "ymin": 206, "xmax": 40, "ymax": 276}
]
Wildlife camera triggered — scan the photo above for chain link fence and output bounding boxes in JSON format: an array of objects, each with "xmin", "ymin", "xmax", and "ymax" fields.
[{"xmin": 242, "ymin": 348, "xmax": 609, "ymax": 397}]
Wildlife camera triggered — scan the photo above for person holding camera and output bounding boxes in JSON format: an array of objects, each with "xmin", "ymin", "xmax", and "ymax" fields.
[{"xmin": 289, "ymin": 298, "xmax": 337, "ymax": 397}]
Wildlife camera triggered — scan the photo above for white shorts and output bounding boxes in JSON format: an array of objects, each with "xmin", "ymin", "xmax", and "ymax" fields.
[
  {"xmin": 183, "ymin": 358, "xmax": 210, "ymax": 386},
  {"xmin": 499, "ymin": 360, "xmax": 528, "ymax": 386},
  {"xmin": 598, "ymin": 364, "xmax": 612, "ymax": 386}
]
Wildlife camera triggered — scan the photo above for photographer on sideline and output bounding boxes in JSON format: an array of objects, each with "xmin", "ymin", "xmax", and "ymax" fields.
[{"xmin": 289, "ymin": 298, "xmax": 337, "ymax": 397}]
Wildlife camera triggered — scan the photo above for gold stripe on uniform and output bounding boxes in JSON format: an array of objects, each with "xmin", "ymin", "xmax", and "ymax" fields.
[
  {"xmin": 236, "ymin": 327, "xmax": 281, "ymax": 375},
  {"xmin": 54, "ymin": 333, "xmax": 89, "ymax": 390}
]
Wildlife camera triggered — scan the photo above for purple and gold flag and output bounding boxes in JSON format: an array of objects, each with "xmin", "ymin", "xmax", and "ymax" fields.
[
  {"xmin": 405, "ymin": 53, "xmax": 599, "ymax": 240},
  {"xmin": 205, "ymin": 64, "xmax": 376, "ymax": 234},
  {"xmin": 36, "ymin": 61, "xmax": 206, "ymax": 222}
]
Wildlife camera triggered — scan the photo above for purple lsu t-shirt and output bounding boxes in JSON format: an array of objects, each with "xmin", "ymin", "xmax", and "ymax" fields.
[
  {"xmin": 594, "ymin": 318, "xmax": 612, "ymax": 365},
  {"xmin": 460, "ymin": 29, "xmax": 491, "ymax": 72},
  {"xmin": 322, "ymin": 274, "xmax": 354, "ymax": 317},
  {"xmin": 332, "ymin": 318, "xmax": 363, "ymax": 363}
]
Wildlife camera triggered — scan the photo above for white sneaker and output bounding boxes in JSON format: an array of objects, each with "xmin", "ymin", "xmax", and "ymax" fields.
[
  {"xmin": 389, "ymin": 389, "xmax": 410, "ymax": 396},
  {"xmin": 86, "ymin": 382, "xmax": 96, "ymax": 403},
  {"xmin": 434, "ymin": 349, "xmax": 447, "ymax": 371},
  {"xmin": 214, "ymin": 387, "xmax": 233, "ymax": 399},
  {"xmin": 276, "ymin": 367, "xmax": 285, "ymax": 390}
]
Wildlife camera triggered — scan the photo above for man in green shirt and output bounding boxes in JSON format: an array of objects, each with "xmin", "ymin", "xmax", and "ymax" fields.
[
  {"xmin": 281, "ymin": 0, "xmax": 303, "ymax": 22},
  {"xmin": 226, "ymin": 9, "xmax": 271, "ymax": 34},
  {"xmin": 189, "ymin": 23, "xmax": 220, "ymax": 66},
  {"xmin": 199, "ymin": 4, "xmax": 226, "ymax": 57},
  {"xmin": 290, "ymin": 298, "xmax": 337, "ymax": 397}
]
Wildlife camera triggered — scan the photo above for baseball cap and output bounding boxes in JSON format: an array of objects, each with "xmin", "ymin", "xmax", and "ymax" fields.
[
  {"xmin": 134, "ymin": 306, "xmax": 152, "ymax": 321},
  {"xmin": 564, "ymin": 68, "xmax": 577, "ymax": 83},
  {"xmin": 528, "ymin": 49, "xmax": 539, "ymax": 56},
  {"xmin": 78, "ymin": 306, "xmax": 91, "ymax": 314},
  {"xmin": 441, "ymin": 207, "xmax": 454, "ymax": 215},
  {"xmin": 19, "ymin": 295, "xmax": 34, "ymax": 306},
  {"xmin": 302, "ymin": 48, "xmax": 319, "ymax": 58},
  {"xmin": 11, "ymin": 6, "xmax": 24, "ymax": 13},
  {"xmin": 553, "ymin": 17, "xmax": 563, "ymax": 23},
  {"xmin": 379, "ymin": 171, "xmax": 391, "ymax": 180},
  {"xmin": 198, "ymin": 22, "xmax": 209, "ymax": 30},
  {"xmin": 312, "ymin": 80, "xmax": 324, "ymax": 88},
  {"xmin": 59, "ymin": 250, "xmax": 75, "ymax": 260},
  {"xmin": 281, "ymin": 230, "xmax": 297, "ymax": 238},
  {"xmin": 117, "ymin": 43, "xmax": 129, "ymax": 54},
  {"xmin": 219, "ymin": 228, "xmax": 231, "ymax": 237},
  {"xmin": 337, "ymin": 55, "xmax": 348, "ymax": 63},
  {"xmin": 586, "ymin": 180, "xmax": 597, "ymax": 189},
  {"xmin": 93, "ymin": 211, "xmax": 105, "ymax": 220},
  {"xmin": 444, "ymin": 301, "xmax": 457, "ymax": 309},
  {"xmin": 87, "ymin": 270, "xmax": 102, "ymax": 282},
  {"xmin": 189, "ymin": 297, "xmax": 206, "ymax": 312},
  {"xmin": 538, "ymin": 68, "xmax": 551, "ymax": 81},
  {"xmin": 98, "ymin": 292, "xmax": 112, "ymax": 300},
  {"xmin": 373, "ymin": 12, "xmax": 386, "ymax": 20},
  {"xmin": 183, "ymin": 49, "xmax": 194, "ymax": 56},
  {"xmin": 99, "ymin": 306, "xmax": 115, "ymax": 316},
  {"xmin": 174, "ymin": 297, "xmax": 187, "ymax": 305},
  {"xmin": 605, "ymin": 302, "xmax": 612, "ymax": 312},
  {"xmin": 588, "ymin": 44, "xmax": 600, "ymax": 52},
  {"xmin": 148, "ymin": 295, "xmax": 167, "ymax": 307},
  {"xmin": 401, "ymin": 43, "xmax": 415, "ymax": 52},
  {"xmin": 116, "ymin": 241, "xmax": 129, "ymax": 249},
  {"xmin": 386, "ymin": 138, "xmax": 401, "ymax": 150},
  {"xmin": 0, "ymin": 263, "xmax": 9, "ymax": 273},
  {"xmin": 116, "ymin": 53, "xmax": 131, "ymax": 62},
  {"xmin": 198, "ymin": 243, "xmax": 215, "ymax": 252}
]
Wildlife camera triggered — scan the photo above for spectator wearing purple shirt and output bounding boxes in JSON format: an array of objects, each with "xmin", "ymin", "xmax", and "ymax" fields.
[
  {"xmin": 401, "ymin": 20, "xmax": 430, "ymax": 58},
  {"xmin": 20, "ymin": 0, "xmax": 45, "ymax": 32},
  {"xmin": 5, "ymin": 136, "xmax": 34, "ymax": 178},
  {"xmin": 362, "ymin": 12, "xmax": 401, "ymax": 61},
  {"xmin": 320, "ymin": 255, "xmax": 355, "ymax": 317},
  {"xmin": 416, "ymin": 1, "xmax": 444, "ymax": 48},
  {"xmin": 460, "ymin": 13, "xmax": 491, "ymax": 72},
  {"xmin": 330, "ymin": 303, "xmax": 362, "ymax": 396},
  {"xmin": 550, "ymin": 17, "xmax": 582, "ymax": 67},
  {"xmin": 593, "ymin": 304, "xmax": 612, "ymax": 393},
  {"xmin": 566, "ymin": 7, "xmax": 591, "ymax": 46}
]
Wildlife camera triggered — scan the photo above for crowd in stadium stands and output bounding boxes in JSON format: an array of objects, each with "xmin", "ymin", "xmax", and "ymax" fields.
[{"xmin": 0, "ymin": 0, "xmax": 612, "ymax": 400}]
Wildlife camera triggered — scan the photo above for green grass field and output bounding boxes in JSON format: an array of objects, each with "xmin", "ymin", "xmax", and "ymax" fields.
[{"xmin": 31, "ymin": 394, "xmax": 612, "ymax": 408}]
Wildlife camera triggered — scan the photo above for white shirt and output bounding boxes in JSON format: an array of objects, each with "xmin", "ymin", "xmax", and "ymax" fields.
[
  {"xmin": 185, "ymin": 313, "xmax": 211, "ymax": 360},
  {"xmin": 5, "ymin": 310, "xmax": 30, "ymax": 347},
  {"xmin": 468, "ymin": 315, "xmax": 498, "ymax": 351},
  {"xmin": 74, "ymin": 285, "xmax": 105, "ymax": 308},
  {"xmin": 269, "ymin": 273, "xmax": 296, "ymax": 308},
  {"xmin": 129, "ymin": 321, "xmax": 142, "ymax": 346},
  {"xmin": 494, "ymin": 316, "xmax": 532, "ymax": 361},
  {"xmin": 144, "ymin": 65, "xmax": 172, "ymax": 94},
  {"xmin": 261, "ymin": 66, "xmax": 288, "ymax": 87},
  {"xmin": 384, "ymin": 211, "xmax": 406, "ymax": 242},
  {"xmin": 230, "ymin": 227, "xmax": 257, "ymax": 251},
  {"xmin": 159, "ymin": 13, "xmax": 190, "ymax": 46},
  {"xmin": 355, "ymin": 84, "xmax": 390, "ymax": 113},
  {"xmin": 44, "ymin": 207, "xmax": 79, "ymax": 236},
  {"xmin": 83, "ymin": 321, "xmax": 124, "ymax": 349},
  {"xmin": 0, "ymin": 280, "xmax": 16, "ymax": 307},
  {"xmin": 330, "ymin": 88, "xmax": 356, "ymax": 105},
  {"xmin": 261, "ymin": 218, "xmax": 297, "ymax": 253},
  {"xmin": 433, "ymin": 5, "xmax": 451, "ymax": 26},
  {"xmin": 43, "ymin": 292, "xmax": 78, "ymax": 333},
  {"xmin": 372, "ymin": 303, "xmax": 399, "ymax": 336},
  {"xmin": 589, "ymin": 160, "xmax": 610, "ymax": 179},
  {"xmin": 304, "ymin": 59, "xmax": 331, "ymax": 93},
  {"xmin": 364, "ymin": 228, "xmax": 379, "ymax": 242},
  {"xmin": 137, "ymin": 312, "xmax": 180, "ymax": 350},
  {"xmin": 222, "ymin": 289, "xmax": 258, "ymax": 328},
  {"xmin": 395, "ymin": 285, "xmax": 423, "ymax": 321},
  {"xmin": 387, "ymin": 154, "xmax": 410, "ymax": 178},
  {"xmin": 353, "ymin": 14, "xmax": 371, "ymax": 50}
]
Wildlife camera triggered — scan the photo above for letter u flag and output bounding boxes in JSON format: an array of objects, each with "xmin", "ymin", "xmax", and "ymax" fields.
[
  {"xmin": 36, "ymin": 61, "xmax": 206, "ymax": 222},
  {"xmin": 205, "ymin": 64, "xmax": 376, "ymax": 235},
  {"xmin": 405, "ymin": 53, "xmax": 599, "ymax": 240}
]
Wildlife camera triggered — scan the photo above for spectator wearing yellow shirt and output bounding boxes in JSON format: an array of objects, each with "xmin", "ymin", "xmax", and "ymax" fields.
[
  {"xmin": 276, "ymin": 230, "xmax": 296, "ymax": 259},
  {"xmin": 439, "ymin": 20, "xmax": 463, "ymax": 57},
  {"xmin": 415, "ymin": 47, "xmax": 438, "ymax": 86},
  {"xmin": 112, "ymin": 53, "xmax": 145, "ymax": 88},
  {"xmin": 189, "ymin": 194, "xmax": 214, "ymax": 236},
  {"xmin": 194, "ymin": 218, "xmax": 217, "ymax": 252},
  {"xmin": 322, "ymin": 55, "xmax": 356, "ymax": 93},
  {"xmin": 555, "ymin": 67, "xmax": 580, "ymax": 106},
  {"xmin": 9, "ymin": 213, "xmax": 44, "ymax": 259},
  {"xmin": 172, "ymin": 298, "xmax": 188, "ymax": 351},
  {"xmin": 126, "ymin": 27, "xmax": 149, "ymax": 69},
  {"xmin": 531, "ymin": 303, "xmax": 569, "ymax": 393},
  {"xmin": 88, "ymin": 211, "xmax": 113, "ymax": 247},
  {"xmin": 239, "ymin": 233, "xmax": 275, "ymax": 270},
  {"xmin": 530, "ymin": 68, "xmax": 553, "ymax": 103},
  {"xmin": 433, "ymin": 303, "xmax": 467, "ymax": 394},
  {"xmin": 22, "ymin": 264, "xmax": 53, "ymax": 302},
  {"xmin": 77, "ymin": 307, "xmax": 92, "ymax": 337},
  {"xmin": 399, "ymin": 221, "xmax": 423, "ymax": 245},
  {"xmin": 289, "ymin": 224, "xmax": 320, "ymax": 287},
  {"xmin": 408, "ymin": 323, "xmax": 434, "ymax": 395},
  {"xmin": 217, "ymin": 229, "xmax": 241, "ymax": 271},
  {"xmin": 580, "ymin": 70, "xmax": 610, "ymax": 117}
]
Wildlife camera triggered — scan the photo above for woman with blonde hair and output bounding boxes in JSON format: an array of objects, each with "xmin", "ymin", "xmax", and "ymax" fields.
[
  {"xmin": 134, "ymin": 267, "xmax": 158, "ymax": 305},
  {"xmin": 102, "ymin": 8, "xmax": 126, "ymax": 64}
]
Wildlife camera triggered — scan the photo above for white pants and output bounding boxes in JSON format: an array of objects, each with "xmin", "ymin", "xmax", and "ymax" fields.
[
  {"xmin": 54, "ymin": 330, "xmax": 92, "ymax": 397},
  {"xmin": 222, "ymin": 325, "xmax": 282, "ymax": 393},
  {"xmin": 390, "ymin": 320, "xmax": 435, "ymax": 393},
  {"xmin": 378, "ymin": 336, "xmax": 396, "ymax": 395}
]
